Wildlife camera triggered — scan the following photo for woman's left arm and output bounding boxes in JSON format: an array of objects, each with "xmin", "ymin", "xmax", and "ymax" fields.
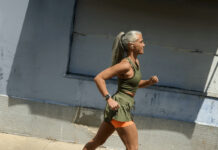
[
  {"xmin": 136, "ymin": 59, "xmax": 159, "ymax": 88},
  {"xmin": 138, "ymin": 76, "xmax": 159, "ymax": 88}
]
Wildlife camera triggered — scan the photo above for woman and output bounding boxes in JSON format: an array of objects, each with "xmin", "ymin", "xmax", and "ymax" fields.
[{"xmin": 82, "ymin": 31, "xmax": 159, "ymax": 150}]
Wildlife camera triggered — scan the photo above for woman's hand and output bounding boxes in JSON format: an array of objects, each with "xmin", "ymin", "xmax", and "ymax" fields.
[
  {"xmin": 107, "ymin": 98, "xmax": 120, "ymax": 111},
  {"xmin": 149, "ymin": 75, "xmax": 159, "ymax": 85}
]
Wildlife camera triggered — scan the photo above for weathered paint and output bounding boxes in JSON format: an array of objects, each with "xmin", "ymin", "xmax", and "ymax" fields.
[
  {"xmin": 0, "ymin": 0, "xmax": 218, "ymax": 134},
  {"xmin": 205, "ymin": 55, "xmax": 218, "ymax": 96},
  {"xmin": 0, "ymin": 95, "xmax": 218, "ymax": 150},
  {"xmin": 69, "ymin": 0, "xmax": 218, "ymax": 95},
  {"xmin": 0, "ymin": 0, "xmax": 29, "ymax": 94}
]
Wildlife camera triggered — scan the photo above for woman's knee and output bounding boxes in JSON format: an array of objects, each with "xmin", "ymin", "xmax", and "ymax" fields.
[
  {"xmin": 93, "ymin": 137, "xmax": 106, "ymax": 146},
  {"xmin": 86, "ymin": 138, "xmax": 106, "ymax": 147}
]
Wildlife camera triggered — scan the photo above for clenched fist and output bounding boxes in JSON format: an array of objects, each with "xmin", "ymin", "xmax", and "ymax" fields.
[
  {"xmin": 107, "ymin": 98, "xmax": 120, "ymax": 111},
  {"xmin": 149, "ymin": 75, "xmax": 159, "ymax": 85}
]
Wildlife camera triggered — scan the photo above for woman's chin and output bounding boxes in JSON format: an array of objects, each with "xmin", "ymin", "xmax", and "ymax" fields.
[{"xmin": 139, "ymin": 51, "xmax": 144, "ymax": 54}]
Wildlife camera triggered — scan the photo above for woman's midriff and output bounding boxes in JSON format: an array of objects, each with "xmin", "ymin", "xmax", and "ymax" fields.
[{"xmin": 122, "ymin": 90, "xmax": 135, "ymax": 97}]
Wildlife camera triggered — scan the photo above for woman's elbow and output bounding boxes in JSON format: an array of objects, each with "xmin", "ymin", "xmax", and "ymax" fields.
[{"xmin": 94, "ymin": 74, "xmax": 101, "ymax": 83}]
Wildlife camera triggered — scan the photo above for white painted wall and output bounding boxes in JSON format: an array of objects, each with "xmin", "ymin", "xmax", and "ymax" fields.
[
  {"xmin": 0, "ymin": 0, "xmax": 29, "ymax": 93},
  {"xmin": 205, "ymin": 52, "xmax": 218, "ymax": 96}
]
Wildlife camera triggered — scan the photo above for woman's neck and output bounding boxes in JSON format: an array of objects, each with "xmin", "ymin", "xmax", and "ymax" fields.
[{"xmin": 127, "ymin": 53, "xmax": 138, "ymax": 63}]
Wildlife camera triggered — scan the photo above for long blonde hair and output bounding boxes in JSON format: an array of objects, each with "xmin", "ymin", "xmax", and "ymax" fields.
[{"xmin": 111, "ymin": 30, "xmax": 141, "ymax": 66}]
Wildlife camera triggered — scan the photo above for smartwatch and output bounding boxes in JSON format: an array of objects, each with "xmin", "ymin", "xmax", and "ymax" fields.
[{"xmin": 104, "ymin": 94, "xmax": 111, "ymax": 101}]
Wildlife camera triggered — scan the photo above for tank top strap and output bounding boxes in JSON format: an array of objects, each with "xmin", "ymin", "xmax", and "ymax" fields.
[{"xmin": 126, "ymin": 57, "xmax": 136, "ymax": 71}]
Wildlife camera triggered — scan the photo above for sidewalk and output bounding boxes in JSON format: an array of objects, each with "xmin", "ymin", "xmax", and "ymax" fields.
[{"xmin": 0, "ymin": 132, "xmax": 109, "ymax": 150}]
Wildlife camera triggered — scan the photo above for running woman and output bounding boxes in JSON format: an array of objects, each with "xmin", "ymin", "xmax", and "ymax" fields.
[{"xmin": 83, "ymin": 31, "xmax": 159, "ymax": 150}]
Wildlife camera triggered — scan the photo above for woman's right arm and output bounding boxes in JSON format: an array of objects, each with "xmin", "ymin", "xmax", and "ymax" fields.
[{"xmin": 94, "ymin": 61, "xmax": 130, "ymax": 110}]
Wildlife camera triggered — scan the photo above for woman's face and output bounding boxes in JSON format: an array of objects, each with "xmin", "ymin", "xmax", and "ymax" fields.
[{"xmin": 132, "ymin": 34, "xmax": 145, "ymax": 54}]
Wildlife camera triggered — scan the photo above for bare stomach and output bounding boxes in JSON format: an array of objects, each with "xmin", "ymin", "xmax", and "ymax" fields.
[{"xmin": 123, "ymin": 90, "xmax": 135, "ymax": 97}]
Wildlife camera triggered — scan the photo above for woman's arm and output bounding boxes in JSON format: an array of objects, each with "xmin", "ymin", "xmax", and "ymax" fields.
[
  {"xmin": 138, "ymin": 76, "xmax": 159, "ymax": 88},
  {"xmin": 94, "ymin": 61, "xmax": 131, "ymax": 110},
  {"xmin": 138, "ymin": 80, "xmax": 152, "ymax": 88},
  {"xmin": 94, "ymin": 61, "xmax": 130, "ymax": 96}
]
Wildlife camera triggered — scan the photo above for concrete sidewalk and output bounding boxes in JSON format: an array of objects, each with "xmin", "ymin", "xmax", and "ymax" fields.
[{"xmin": 0, "ymin": 132, "xmax": 110, "ymax": 150}]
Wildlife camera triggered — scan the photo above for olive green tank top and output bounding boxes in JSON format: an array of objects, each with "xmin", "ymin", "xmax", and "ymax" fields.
[{"xmin": 117, "ymin": 57, "xmax": 142, "ymax": 93}]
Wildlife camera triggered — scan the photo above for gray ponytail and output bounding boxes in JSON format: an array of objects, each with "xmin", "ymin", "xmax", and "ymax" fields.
[
  {"xmin": 111, "ymin": 32, "xmax": 126, "ymax": 66},
  {"xmin": 111, "ymin": 30, "xmax": 142, "ymax": 66}
]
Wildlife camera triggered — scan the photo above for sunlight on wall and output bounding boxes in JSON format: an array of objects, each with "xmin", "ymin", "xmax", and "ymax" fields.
[{"xmin": 204, "ymin": 48, "xmax": 218, "ymax": 97}]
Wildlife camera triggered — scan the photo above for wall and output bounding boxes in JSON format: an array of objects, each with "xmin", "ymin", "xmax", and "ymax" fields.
[
  {"xmin": 69, "ymin": 0, "xmax": 218, "ymax": 95},
  {"xmin": 0, "ymin": 0, "xmax": 217, "ymax": 143},
  {"xmin": 0, "ymin": 0, "xmax": 29, "ymax": 94},
  {"xmin": 0, "ymin": 0, "xmax": 218, "ymax": 149},
  {"xmin": 0, "ymin": 95, "xmax": 218, "ymax": 150}
]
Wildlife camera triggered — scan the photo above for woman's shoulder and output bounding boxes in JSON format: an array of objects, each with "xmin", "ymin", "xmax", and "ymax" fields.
[
  {"xmin": 120, "ymin": 58, "xmax": 131, "ymax": 66},
  {"xmin": 114, "ymin": 58, "xmax": 131, "ymax": 77},
  {"xmin": 113, "ymin": 58, "xmax": 131, "ymax": 71}
]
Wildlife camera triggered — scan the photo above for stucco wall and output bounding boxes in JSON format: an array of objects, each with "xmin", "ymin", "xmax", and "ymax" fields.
[
  {"xmin": 1, "ymin": 95, "xmax": 218, "ymax": 150},
  {"xmin": 0, "ymin": 0, "xmax": 218, "ymax": 129},
  {"xmin": 0, "ymin": 0, "xmax": 29, "ymax": 94},
  {"xmin": 70, "ymin": 0, "xmax": 218, "ymax": 95}
]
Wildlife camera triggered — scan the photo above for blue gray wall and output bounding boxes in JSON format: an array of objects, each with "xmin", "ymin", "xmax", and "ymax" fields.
[
  {"xmin": 69, "ymin": 0, "xmax": 218, "ymax": 95},
  {"xmin": 0, "ymin": 0, "xmax": 218, "ymax": 128}
]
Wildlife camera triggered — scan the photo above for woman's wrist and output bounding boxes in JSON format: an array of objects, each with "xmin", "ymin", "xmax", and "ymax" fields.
[
  {"xmin": 104, "ymin": 94, "xmax": 111, "ymax": 101},
  {"xmin": 106, "ymin": 97, "xmax": 111, "ymax": 103}
]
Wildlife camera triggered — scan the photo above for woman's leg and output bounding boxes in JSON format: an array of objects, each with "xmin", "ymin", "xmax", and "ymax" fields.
[
  {"xmin": 82, "ymin": 121, "xmax": 115, "ymax": 150},
  {"xmin": 116, "ymin": 123, "xmax": 138, "ymax": 150}
]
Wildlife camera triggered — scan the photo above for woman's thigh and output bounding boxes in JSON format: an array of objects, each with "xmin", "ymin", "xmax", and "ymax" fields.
[
  {"xmin": 93, "ymin": 121, "xmax": 115, "ymax": 143},
  {"xmin": 83, "ymin": 121, "xmax": 115, "ymax": 150},
  {"xmin": 116, "ymin": 123, "xmax": 138, "ymax": 150}
]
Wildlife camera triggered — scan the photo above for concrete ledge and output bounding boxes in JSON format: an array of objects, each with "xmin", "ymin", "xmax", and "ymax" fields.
[{"xmin": 0, "ymin": 95, "xmax": 218, "ymax": 150}]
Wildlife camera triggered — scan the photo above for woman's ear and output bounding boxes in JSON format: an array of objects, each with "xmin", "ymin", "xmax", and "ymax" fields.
[
  {"xmin": 128, "ymin": 43, "xmax": 134, "ymax": 50},
  {"xmin": 131, "ymin": 45, "xmax": 134, "ymax": 49}
]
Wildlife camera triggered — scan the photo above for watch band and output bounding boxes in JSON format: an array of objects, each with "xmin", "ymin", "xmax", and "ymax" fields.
[{"xmin": 104, "ymin": 94, "xmax": 111, "ymax": 101}]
